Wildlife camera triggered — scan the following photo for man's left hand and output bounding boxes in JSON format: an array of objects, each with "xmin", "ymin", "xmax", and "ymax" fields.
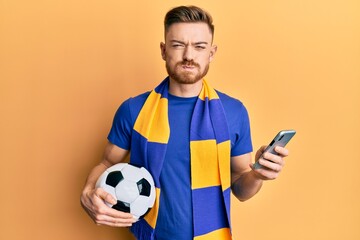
[{"xmin": 250, "ymin": 146, "xmax": 289, "ymax": 180}]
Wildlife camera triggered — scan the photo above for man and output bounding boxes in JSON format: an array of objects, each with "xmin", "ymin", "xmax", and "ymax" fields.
[{"xmin": 81, "ymin": 5, "xmax": 289, "ymax": 240}]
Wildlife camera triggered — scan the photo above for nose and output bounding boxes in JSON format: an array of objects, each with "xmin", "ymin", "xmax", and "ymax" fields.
[{"xmin": 183, "ymin": 46, "xmax": 194, "ymax": 61}]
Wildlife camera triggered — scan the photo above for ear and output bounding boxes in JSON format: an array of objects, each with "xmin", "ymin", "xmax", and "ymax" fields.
[
  {"xmin": 160, "ymin": 42, "xmax": 166, "ymax": 60},
  {"xmin": 209, "ymin": 45, "xmax": 217, "ymax": 62}
]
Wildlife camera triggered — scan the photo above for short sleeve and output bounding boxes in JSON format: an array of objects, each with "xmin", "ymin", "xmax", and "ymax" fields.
[
  {"xmin": 107, "ymin": 99, "xmax": 133, "ymax": 150},
  {"xmin": 217, "ymin": 91, "xmax": 253, "ymax": 156},
  {"xmin": 230, "ymin": 105, "xmax": 253, "ymax": 156}
]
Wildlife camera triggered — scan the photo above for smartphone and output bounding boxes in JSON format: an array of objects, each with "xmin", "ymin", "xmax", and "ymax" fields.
[{"xmin": 253, "ymin": 130, "xmax": 296, "ymax": 169}]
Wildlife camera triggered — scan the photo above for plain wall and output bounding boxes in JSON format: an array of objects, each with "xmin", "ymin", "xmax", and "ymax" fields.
[{"xmin": 1, "ymin": 0, "xmax": 359, "ymax": 239}]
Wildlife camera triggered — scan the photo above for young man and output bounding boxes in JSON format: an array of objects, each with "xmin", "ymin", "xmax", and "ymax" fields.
[{"xmin": 81, "ymin": 5, "xmax": 289, "ymax": 240}]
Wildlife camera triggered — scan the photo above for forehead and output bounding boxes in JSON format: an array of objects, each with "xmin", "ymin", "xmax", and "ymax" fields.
[{"xmin": 165, "ymin": 22, "xmax": 213, "ymax": 43}]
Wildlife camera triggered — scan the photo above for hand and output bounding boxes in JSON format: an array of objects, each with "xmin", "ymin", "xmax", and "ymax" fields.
[
  {"xmin": 250, "ymin": 146, "xmax": 289, "ymax": 180},
  {"xmin": 80, "ymin": 187, "xmax": 136, "ymax": 227}
]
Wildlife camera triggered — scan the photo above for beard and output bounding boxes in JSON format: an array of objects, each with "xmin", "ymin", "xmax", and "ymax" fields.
[{"xmin": 166, "ymin": 60, "xmax": 209, "ymax": 84}]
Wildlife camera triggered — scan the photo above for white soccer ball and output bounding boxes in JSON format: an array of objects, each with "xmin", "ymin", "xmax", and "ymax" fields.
[{"xmin": 96, "ymin": 163, "xmax": 156, "ymax": 219}]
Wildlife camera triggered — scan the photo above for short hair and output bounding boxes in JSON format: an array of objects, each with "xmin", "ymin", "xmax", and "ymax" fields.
[{"xmin": 164, "ymin": 6, "xmax": 214, "ymax": 37}]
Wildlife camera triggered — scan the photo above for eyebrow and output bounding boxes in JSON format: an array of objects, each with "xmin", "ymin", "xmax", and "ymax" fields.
[{"xmin": 170, "ymin": 40, "xmax": 209, "ymax": 45}]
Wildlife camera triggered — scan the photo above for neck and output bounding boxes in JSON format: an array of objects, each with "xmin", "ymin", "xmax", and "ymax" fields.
[{"xmin": 168, "ymin": 78, "xmax": 203, "ymax": 97}]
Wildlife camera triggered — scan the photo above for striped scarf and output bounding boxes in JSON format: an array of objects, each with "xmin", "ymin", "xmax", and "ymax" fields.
[{"xmin": 130, "ymin": 77, "xmax": 232, "ymax": 240}]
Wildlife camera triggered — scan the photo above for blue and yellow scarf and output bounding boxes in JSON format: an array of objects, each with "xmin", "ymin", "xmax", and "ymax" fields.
[{"xmin": 130, "ymin": 77, "xmax": 232, "ymax": 240}]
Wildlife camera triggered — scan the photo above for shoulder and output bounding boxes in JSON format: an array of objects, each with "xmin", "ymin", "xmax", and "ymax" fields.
[
  {"xmin": 216, "ymin": 90, "xmax": 247, "ymax": 113},
  {"xmin": 113, "ymin": 91, "xmax": 150, "ymax": 124},
  {"xmin": 216, "ymin": 90, "xmax": 251, "ymax": 131},
  {"xmin": 121, "ymin": 91, "xmax": 150, "ymax": 116},
  {"xmin": 108, "ymin": 91, "xmax": 151, "ymax": 149},
  {"xmin": 125, "ymin": 91, "xmax": 151, "ymax": 107}
]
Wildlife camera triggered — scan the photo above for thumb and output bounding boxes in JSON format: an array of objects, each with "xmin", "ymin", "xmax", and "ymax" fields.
[
  {"xmin": 95, "ymin": 188, "xmax": 117, "ymax": 205},
  {"xmin": 255, "ymin": 145, "xmax": 267, "ymax": 161},
  {"xmin": 104, "ymin": 192, "xmax": 117, "ymax": 205}
]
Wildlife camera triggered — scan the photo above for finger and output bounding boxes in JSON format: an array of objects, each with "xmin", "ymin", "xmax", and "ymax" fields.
[
  {"xmin": 95, "ymin": 218, "xmax": 134, "ymax": 227},
  {"xmin": 259, "ymin": 155, "xmax": 283, "ymax": 169},
  {"xmin": 92, "ymin": 200, "xmax": 135, "ymax": 220},
  {"xmin": 91, "ymin": 206, "xmax": 137, "ymax": 226},
  {"xmin": 82, "ymin": 189, "xmax": 136, "ymax": 227},
  {"xmin": 274, "ymin": 146, "xmax": 289, "ymax": 157},
  {"xmin": 94, "ymin": 213, "xmax": 136, "ymax": 226},
  {"xmin": 252, "ymin": 167, "xmax": 273, "ymax": 180},
  {"xmin": 89, "ymin": 194, "xmax": 134, "ymax": 220},
  {"xmin": 255, "ymin": 167, "xmax": 280, "ymax": 180},
  {"xmin": 94, "ymin": 188, "xmax": 113, "ymax": 201},
  {"xmin": 261, "ymin": 160, "xmax": 282, "ymax": 172},
  {"xmin": 262, "ymin": 150, "xmax": 285, "ymax": 165},
  {"xmin": 106, "ymin": 208, "xmax": 135, "ymax": 219},
  {"xmin": 255, "ymin": 145, "xmax": 267, "ymax": 160},
  {"xmin": 93, "ymin": 188, "xmax": 118, "ymax": 206},
  {"xmin": 103, "ymin": 192, "xmax": 117, "ymax": 205}
]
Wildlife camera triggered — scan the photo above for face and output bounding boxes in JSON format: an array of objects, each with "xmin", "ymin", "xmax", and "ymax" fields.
[{"xmin": 160, "ymin": 22, "xmax": 217, "ymax": 84}]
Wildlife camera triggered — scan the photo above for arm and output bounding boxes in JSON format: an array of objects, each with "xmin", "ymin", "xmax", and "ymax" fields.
[
  {"xmin": 231, "ymin": 153, "xmax": 262, "ymax": 201},
  {"xmin": 80, "ymin": 142, "xmax": 136, "ymax": 227},
  {"xmin": 231, "ymin": 146, "xmax": 289, "ymax": 202}
]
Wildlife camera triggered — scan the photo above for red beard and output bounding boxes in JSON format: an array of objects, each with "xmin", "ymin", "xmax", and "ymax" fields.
[{"xmin": 166, "ymin": 60, "xmax": 209, "ymax": 84}]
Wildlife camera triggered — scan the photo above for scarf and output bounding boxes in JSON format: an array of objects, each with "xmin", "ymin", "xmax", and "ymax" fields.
[{"xmin": 129, "ymin": 77, "xmax": 232, "ymax": 240}]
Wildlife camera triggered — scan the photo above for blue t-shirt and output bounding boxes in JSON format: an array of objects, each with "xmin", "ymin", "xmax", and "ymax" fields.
[{"xmin": 108, "ymin": 90, "xmax": 252, "ymax": 240}]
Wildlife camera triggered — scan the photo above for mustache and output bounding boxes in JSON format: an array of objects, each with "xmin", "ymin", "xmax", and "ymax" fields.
[{"xmin": 176, "ymin": 60, "xmax": 200, "ymax": 68}]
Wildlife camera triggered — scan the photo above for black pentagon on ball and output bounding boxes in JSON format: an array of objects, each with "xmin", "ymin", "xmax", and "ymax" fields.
[
  {"xmin": 137, "ymin": 178, "xmax": 151, "ymax": 197},
  {"xmin": 106, "ymin": 171, "xmax": 124, "ymax": 188},
  {"xmin": 112, "ymin": 200, "xmax": 130, "ymax": 213}
]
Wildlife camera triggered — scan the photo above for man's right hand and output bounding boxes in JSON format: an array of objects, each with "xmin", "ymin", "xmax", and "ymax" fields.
[{"xmin": 81, "ymin": 187, "xmax": 136, "ymax": 227}]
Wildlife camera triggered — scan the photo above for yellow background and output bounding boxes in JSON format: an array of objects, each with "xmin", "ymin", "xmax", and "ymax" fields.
[{"xmin": 1, "ymin": 0, "xmax": 359, "ymax": 239}]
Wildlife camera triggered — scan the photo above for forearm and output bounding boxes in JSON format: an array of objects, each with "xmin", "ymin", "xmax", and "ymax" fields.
[
  {"xmin": 231, "ymin": 170, "xmax": 263, "ymax": 202},
  {"xmin": 82, "ymin": 162, "xmax": 109, "ymax": 193},
  {"xmin": 82, "ymin": 143, "xmax": 129, "ymax": 193}
]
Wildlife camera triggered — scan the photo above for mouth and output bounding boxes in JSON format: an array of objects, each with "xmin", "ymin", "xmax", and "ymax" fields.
[
  {"xmin": 176, "ymin": 61, "xmax": 199, "ymax": 72},
  {"xmin": 182, "ymin": 65, "xmax": 195, "ymax": 69},
  {"xmin": 180, "ymin": 63, "xmax": 199, "ymax": 71}
]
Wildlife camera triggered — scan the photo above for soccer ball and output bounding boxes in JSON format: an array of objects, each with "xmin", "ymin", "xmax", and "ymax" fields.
[{"xmin": 96, "ymin": 163, "xmax": 156, "ymax": 219}]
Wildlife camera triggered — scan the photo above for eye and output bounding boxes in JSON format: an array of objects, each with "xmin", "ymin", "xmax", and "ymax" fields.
[
  {"xmin": 195, "ymin": 45, "xmax": 206, "ymax": 50},
  {"xmin": 172, "ymin": 44, "xmax": 184, "ymax": 48}
]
